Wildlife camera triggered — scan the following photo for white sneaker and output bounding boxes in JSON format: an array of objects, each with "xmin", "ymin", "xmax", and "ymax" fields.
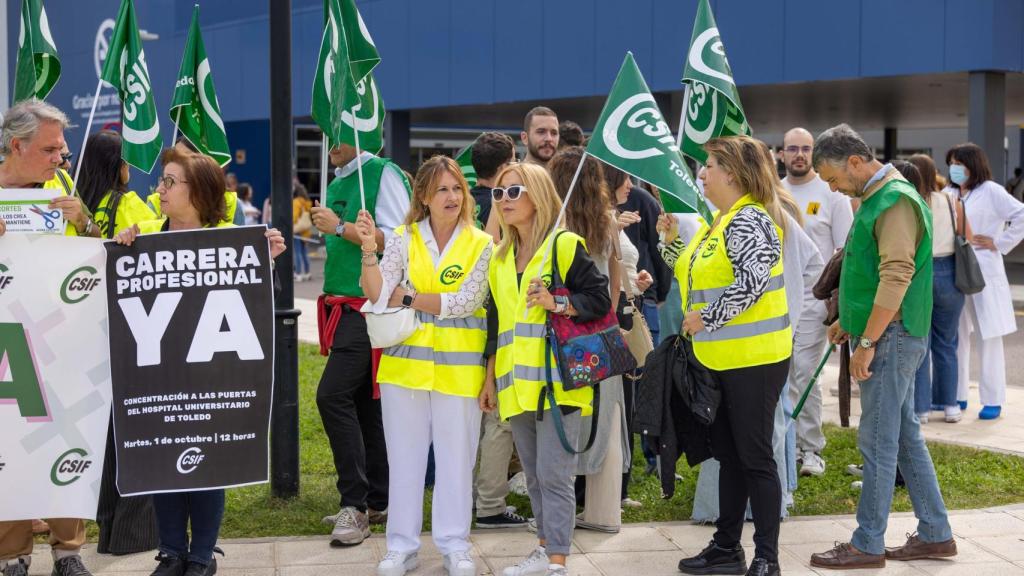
[
  {"xmin": 917, "ymin": 412, "xmax": 930, "ymax": 424},
  {"xmin": 377, "ymin": 550, "xmax": 419, "ymax": 576},
  {"xmin": 443, "ymin": 550, "xmax": 475, "ymax": 576},
  {"xmin": 544, "ymin": 565, "xmax": 568, "ymax": 576},
  {"xmin": 502, "ymin": 546, "xmax": 549, "ymax": 576},
  {"xmin": 508, "ymin": 471, "xmax": 529, "ymax": 496},
  {"xmin": 620, "ymin": 497, "xmax": 643, "ymax": 508},
  {"xmin": 944, "ymin": 406, "xmax": 963, "ymax": 423},
  {"xmin": 800, "ymin": 452, "xmax": 826, "ymax": 477}
]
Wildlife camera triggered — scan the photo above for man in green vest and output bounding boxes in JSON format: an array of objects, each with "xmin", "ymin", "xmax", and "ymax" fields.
[
  {"xmin": 310, "ymin": 142, "xmax": 410, "ymax": 547},
  {"xmin": 807, "ymin": 124, "xmax": 955, "ymax": 570}
]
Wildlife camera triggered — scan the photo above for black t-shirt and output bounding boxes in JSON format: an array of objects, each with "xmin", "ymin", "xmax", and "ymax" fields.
[
  {"xmin": 618, "ymin": 187, "xmax": 672, "ymax": 302},
  {"xmin": 470, "ymin": 185, "xmax": 492, "ymax": 229}
]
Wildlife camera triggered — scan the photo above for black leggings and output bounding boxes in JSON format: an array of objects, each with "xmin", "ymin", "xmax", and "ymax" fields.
[{"xmin": 710, "ymin": 358, "xmax": 790, "ymax": 563}]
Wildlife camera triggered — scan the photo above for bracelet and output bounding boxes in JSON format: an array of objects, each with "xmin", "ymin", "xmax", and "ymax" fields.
[
  {"xmin": 361, "ymin": 244, "xmax": 377, "ymax": 253},
  {"xmin": 553, "ymin": 295, "xmax": 569, "ymax": 315},
  {"xmin": 82, "ymin": 219, "xmax": 94, "ymax": 236}
]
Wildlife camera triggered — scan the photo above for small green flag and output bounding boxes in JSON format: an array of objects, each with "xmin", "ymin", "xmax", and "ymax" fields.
[
  {"xmin": 170, "ymin": 5, "xmax": 230, "ymax": 167},
  {"xmin": 455, "ymin": 137, "xmax": 478, "ymax": 188},
  {"xmin": 680, "ymin": 0, "xmax": 750, "ymax": 165},
  {"xmin": 587, "ymin": 52, "xmax": 710, "ymax": 223},
  {"xmin": 311, "ymin": 0, "xmax": 384, "ymax": 152},
  {"xmin": 13, "ymin": 0, "xmax": 60, "ymax": 103},
  {"xmin": 100, "ymin": 0, "xmax": 161, "ymax": 173}
]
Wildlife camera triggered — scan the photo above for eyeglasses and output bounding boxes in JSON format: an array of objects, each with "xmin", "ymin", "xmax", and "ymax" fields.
[
  {"xmin": 784, "ymin": 146, "xmax": 812, "ymax": 155},
  {"xmin": 158, "ymin": 175, "xmax": 188, "ymax": 189},
  {"xmin": 60, "ymin": 152, "xmax": 73, "ymax": 163},
  {"xmin": 491, "ymin": 185, "xmax": 527, "ymax": 203}
]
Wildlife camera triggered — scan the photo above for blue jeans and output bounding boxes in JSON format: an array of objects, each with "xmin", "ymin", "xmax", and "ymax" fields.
[
  {"xmin": 642, "ymin": 298, "xmax": 660, "ymax": 346},
  {"xmin": 153, "ymin": 489, "xmax": 225, "ymax": 565},
  {"xmin": 914, "ymin": 256, "xmax": 964, "ymax": 412},
  {"xmin": 851, "ymin": 322, "xmax": 952, "ymax": 555},
  {"xmin": 293, "ymin": 237, "xmax": 310, "ymax": 274}
]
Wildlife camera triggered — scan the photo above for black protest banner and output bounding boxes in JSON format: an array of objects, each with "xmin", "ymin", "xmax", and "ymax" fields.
[{"xmin": 105, "ymin": 226, "xmax": 274, "ymax": 495}]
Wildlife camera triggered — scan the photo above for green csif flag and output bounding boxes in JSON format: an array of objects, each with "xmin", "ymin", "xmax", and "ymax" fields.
[
  {"xmin": 455, "ymin": 137, "xmax": 478, "ymax": 188},
  {"xmin": 170, "ymin": 5, "xmax": 230, "ymax": 167},
  {"xmin": 311, "ymin": 0, "xmax": 385, "ymax": 153},
  {"xmin": 13, "ymin": 0, "xmax": 60, "ymax": 103},
  {"xmin": 587, "ymin": 52, "xmax": 711, "ymax": 223},
  {"xmin": 680, "ymin": 0, "xmax": 750, "ymax": 165},
  {"xmin": 100, "ymin": 0, "xmax": 161, "ymax": 173}
]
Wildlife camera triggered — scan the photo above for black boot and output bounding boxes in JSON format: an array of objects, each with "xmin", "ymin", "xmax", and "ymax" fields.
[
  {"xmin": 678, "ymin": 540, "xmax": 747, "ymax": 575},
  {"xmin": 182, "ymin": 558, "xmax": 216, "ymax": 576},
  {"xmin": 149, "ymin": 553, "xmax": 186, "ymax": 576},
  {"xmin": 745, "ymin": 558, "xmax": 780, "ymax": 576}
]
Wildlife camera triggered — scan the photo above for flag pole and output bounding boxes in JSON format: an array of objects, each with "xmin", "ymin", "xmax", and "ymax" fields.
[
  {"xmin": 171, "ymin": 109, "xmax": 181, "ymax": 148},
  {"xmin": 351, "ymin": 105, "xmax": 366, "ymax": 210},
  {"xmin": 320, "ymin": 133, "xmax": 329, "ymax": 201},
  {"xmin": 675, "ymin": 81, "xmax": 690, "ymax": 149},
  {"xmin": 71, "ymin": 77, "xmax": 106, "ymax": 196},
  {"xmin": 527, "ymin": 150, "xmax": 588, "ymax": 319}
]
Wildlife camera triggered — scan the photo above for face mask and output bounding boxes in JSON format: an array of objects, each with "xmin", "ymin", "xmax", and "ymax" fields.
[{"xmin": 949, "ymin": 164, "xmax": 968, "ymax": 186}]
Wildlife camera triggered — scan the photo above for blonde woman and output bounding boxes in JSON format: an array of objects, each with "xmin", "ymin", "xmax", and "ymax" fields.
[
  {"xmin": 479, "ymin": 163, "xmax": 610, "ymax": 576},
  {"xmin": 660, "ymin": 136, "xmax": 792, "ymax": 576}
]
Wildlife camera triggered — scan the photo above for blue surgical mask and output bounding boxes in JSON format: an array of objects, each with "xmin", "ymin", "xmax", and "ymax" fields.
[{"xmin": 949, "ymin": 164, "xmax": 968, "ymax": 186}]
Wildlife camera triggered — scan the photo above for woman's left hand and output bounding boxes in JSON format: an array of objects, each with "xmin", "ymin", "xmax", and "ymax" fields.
[
  {"xmin": 636, "ymin": 270, "xmax": 653, "ymax": 293},
  {"xmin": 682, "ymin": 310, "xmax": 705, "ymax": 336},
  {"xmin": 388, "ymin": 286, "xmax": 408, "ymax": 308},
  {"xmin": 526, "ymin": 277, "xmax": 555, "ymax": 311},
  {"xmin": 971, "ymin": 234, "xmax": 997, "ymax": 251},
  {"xmin": 266, "ymin": 228, "xmax": 287, "ymax": 258}
]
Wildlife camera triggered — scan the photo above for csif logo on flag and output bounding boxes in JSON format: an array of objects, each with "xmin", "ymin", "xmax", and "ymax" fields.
[
  {"xmin": 341, "ymin": 75, "xmax": 381, "ymax": 134},
  {"xmin": 601, "ymin": 92, "xmax": 677, "ymax": 161}
]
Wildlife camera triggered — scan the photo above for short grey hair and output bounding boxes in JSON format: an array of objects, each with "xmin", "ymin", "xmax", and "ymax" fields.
[
  {"xmin": 0, "ymin": 99, "xmax": 70, "ymax": 155},
  {"xmin": 812, "ymin": 123, "xmax": 874, "ymax": 170}
]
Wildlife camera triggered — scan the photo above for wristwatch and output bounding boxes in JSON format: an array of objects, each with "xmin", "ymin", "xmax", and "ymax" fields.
[
  {"xmin": 334, "ymin": 222, "xmax": 345, "ymax": 237},
  {"xmin": 402, "ymin": 289, "xmax": 417, "ymax": 308},
  {"xmin": 857, "ymin": 336, "xmax": 876, "ymax": 350}
]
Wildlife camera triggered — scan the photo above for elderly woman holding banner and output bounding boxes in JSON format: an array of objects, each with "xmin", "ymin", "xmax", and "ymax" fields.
[
  {"xmin": 355, "ymin": 155, "xmax": 492, "ymax": 576},
  {"xmin": 116, "ymin": 148, "xmax": 285, "ymax": 576}
]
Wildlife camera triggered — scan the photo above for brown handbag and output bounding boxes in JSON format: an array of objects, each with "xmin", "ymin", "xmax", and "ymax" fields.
[{"xmin": 618, "ymin": 257, "xmax": 655, "ymax": 365}]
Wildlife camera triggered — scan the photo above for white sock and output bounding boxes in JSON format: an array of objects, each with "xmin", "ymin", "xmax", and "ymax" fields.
[{"xmin": 53, "ymin": 549, "xmax": 79, "ymax": 561}]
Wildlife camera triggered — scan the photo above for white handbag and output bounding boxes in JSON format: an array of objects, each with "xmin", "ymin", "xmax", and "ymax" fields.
[{"xmin": 363, "ymin": 233, "xmax": 420, "ymax": 348}]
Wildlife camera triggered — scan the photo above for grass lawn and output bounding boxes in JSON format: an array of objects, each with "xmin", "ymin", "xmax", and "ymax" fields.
[{"xmin": 90, "ymin": 343, "xmax": 1024, "ymax": 539}]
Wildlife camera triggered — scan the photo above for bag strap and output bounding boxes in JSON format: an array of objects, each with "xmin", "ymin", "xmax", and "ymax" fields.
[{"xmin": 539, "ymin": 329, "xmax": 600, "ymax": 454}]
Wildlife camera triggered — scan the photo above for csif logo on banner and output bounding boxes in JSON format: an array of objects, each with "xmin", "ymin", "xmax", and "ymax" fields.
[
  {"xmin": 0, "ymin": 263, "xmax": 12, "ymax": 293},
  {"xmin": 60, "ymin": 266, "xmax": 102, "ymax": 304},
  {"xmin": 51, "ymin": 448, "xmax": 93, "ymax": 486},
  {"xmin": 602, "ymin": 93, "xmax": 677, "ymax": 161},
  {"xmin": 176, "ymin": 447, "xmax": 205, "ymax": 474}
]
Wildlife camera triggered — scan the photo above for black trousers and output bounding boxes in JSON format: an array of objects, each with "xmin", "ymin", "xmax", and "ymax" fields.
[
  {"xmin": 710, "ymin": 358, "xmax": 789, "ymax": 563},
  {"xmin": 96, "ymin": 416, "xmax": 158, "ymax": 555},
  {"xmin": 316, "ymin": 308, "xmax": 389, "ymax": 512}
]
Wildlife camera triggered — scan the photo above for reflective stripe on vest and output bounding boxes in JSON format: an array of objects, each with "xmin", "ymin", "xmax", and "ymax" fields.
[
  {"xmin": 678, "ymin": 196, "xmax": 792, "ymax": 371},
  {"xmin": 375, "ymin": 222, "xmax": 492, "ymax": 397},
  {"xmin": 489, "ymin": 230, "xmax": 593, "ymax": 420}
]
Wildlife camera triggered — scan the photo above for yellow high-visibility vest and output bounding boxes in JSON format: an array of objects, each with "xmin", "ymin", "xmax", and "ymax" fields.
[
  {"xmin": 675, "ymin": 195, "xmax": 792, "ymax": 371},
  {"xmin": 376, "ymin": 222, "xmax": 492, "ymax": 397},
  {"xmin": 490, "ymin": 230, "xmax": 592, "ymax": 420}
]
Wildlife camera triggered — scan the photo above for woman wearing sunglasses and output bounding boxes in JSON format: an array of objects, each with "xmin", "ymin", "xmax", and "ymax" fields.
[
  {"xmin": 480, "ymin": 163, "xmax": 610, "ymax": 576},
  {"xmin": 116, "ymin": 148, "xmax": 286, "ymax": 576},
  {"xmin": 355, "ymin": 155, "xmax": 492, "ymax": 576}
]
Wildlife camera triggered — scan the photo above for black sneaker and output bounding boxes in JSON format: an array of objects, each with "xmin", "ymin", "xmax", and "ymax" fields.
[
  {"xmin": 678, "ymin": 540, "xmax": 746, "ymax": 575},
  {"xmin": 183, "ymin": 558, "xmax": 216, "ymax": 576},
  {"xmin": 51, "ymin": 556, "xmax": 92, "ymax": 576},
  {"xmin": 150, "ymin": 553, "xmax": 187, "ymax": 576},
  {"xmin": 3, "ymin": 558, "xmax": 29, "ymax": 576},
  {"xmin": 745, "ymin": 558, "xmax": 779, "ymax": 576},
  {"xmin": 476, "ymin": 509, "xmax": 528, "ymax": 529}
]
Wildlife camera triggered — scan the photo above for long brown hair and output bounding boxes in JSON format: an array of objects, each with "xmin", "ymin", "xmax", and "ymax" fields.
[
  {"xmin": 704, "ymin": 136, "xmax": 788, "ymax": 234},
  {"xmin": 548, "ymin": 146, "xmax": 614, "ymax": 257},
  {"xmin": 908, "ymin": 153, "xmax": 940, "ymax": 199},
  {"xmin": 160, "ymin": 147, "xmax": 226, "ymax": 227},
  {"xmin": 493, "ymin": 163, "xmax": 562, "ymax": 260},
  {"xmin": 404, "ymin": 155, "xmax": 474, "ymax": 226}
]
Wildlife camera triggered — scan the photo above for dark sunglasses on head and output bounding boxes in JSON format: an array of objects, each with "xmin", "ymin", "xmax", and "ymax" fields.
[
  {"xmin": 491, "ymin": 185, "xmax": 527, "ymax": 203},
  {"xmin": 61, "ymin": 152, "xmax": 73, "ymax": 163}
]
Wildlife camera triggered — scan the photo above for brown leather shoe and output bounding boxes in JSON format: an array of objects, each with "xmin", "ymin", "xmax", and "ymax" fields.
[
  {"xmin": 367, "ymin": 507, "xmax": 388, "ymax": 525},
  {"xmin": 885, "ymin": 533, "xmax": 957, "ymax": 561},
  {"xmin": 810, "ymin": 542, "xmax": 885, "ymax": 570}
]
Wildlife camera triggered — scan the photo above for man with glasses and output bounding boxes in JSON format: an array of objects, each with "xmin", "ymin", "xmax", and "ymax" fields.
[
  {"xmin": 521, "ymin": 107, "xmax": 559, "ymax": 168},
  {"xmin": 779, "ymin": 127, "xmax": 853, "ymax": 478}
]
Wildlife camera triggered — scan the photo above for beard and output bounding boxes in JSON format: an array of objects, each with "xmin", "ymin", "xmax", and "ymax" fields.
[
  {"xmin": 528, "ymin": 140, "xmax": 555, "ymax": 162},
  {"xmin": 786, "ymin": 163, "xmax": 810, "ymax": 179}
]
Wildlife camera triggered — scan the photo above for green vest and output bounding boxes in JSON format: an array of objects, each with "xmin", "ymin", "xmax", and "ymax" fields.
[
  {"xmin": 323, "ymin": 156, "xmax": 411, "ymax": 297},
  {"xmin": 839, "ymin": 177, "xmax": 933, "ymax": 338}
]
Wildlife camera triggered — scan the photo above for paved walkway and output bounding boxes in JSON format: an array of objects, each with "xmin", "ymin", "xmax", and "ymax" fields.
[{"xmin": 26, "ymin": 505, "xmax": 1024, "ymax": 575}]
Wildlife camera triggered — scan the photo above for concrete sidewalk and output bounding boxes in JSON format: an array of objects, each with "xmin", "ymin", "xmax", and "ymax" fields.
[{"xmin": 25, "ymin": 505, "xmax": 1024, "ymax": 575}]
